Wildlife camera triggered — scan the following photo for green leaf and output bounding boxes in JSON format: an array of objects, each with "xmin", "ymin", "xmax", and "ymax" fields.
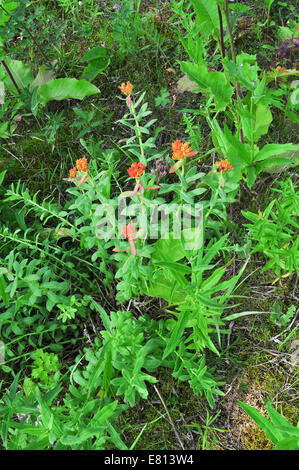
[
  {"xmin": 1, "ymin": 59, "xmax": 34, "ymax": 93},
  {"xmin": 238, "ymin": 401, "xmax": 281, "ymax": 444},
  {"xmin": 81, "ymin": 57, "xmax": 110, "ymax": 82},
  {"xmin": 8, "ymin": 371, "xmax": 21, "ymax": 403},
  {"xmin": 246, "ymin": 166, "xmax": 257, "ymax": 189},
  {"xmin": 163, "ymin": 311, "xmax": 190, "ymax": 360},
  {"xmin": 274, "ymin": 438, "xmax": 299, "ymax": 450},
  {"xmin": 191, "ymin": 0, "xmax": 220, "ymax": 37},
  {"xmin": 180, "ymin": 61, "xmax": 233, "ymax": 111},
  {"xmin": 0, "ymin": 274, "xmax": 8, "ymax": 305},
  {"xmin": 254, "ymin": 105, "xmax": 273, "ymax": 140},
  {"xmin": 152, "ymin": 235, "xmax": 186, "ymax": 262},
  {"xmin": 0, "ymin": 170, "xmax": 7, "ymax": 186},
  {"xmin": 253, "ymin": 144, "xmax": 298, "ymax": 163},
  {"xmin": 30, "ymin": 65, "xmax": 55, "ymax": 89},
  {"xmin": 80, "ymin": 46, "xmax": 108, "ymax": 62},
  {"xmin": 266, "ymin": 403, "xmax": 294, "ymax": 430},
  {"xmin": 146, "ymin": 274, "xmax": 186, "ymax": 304},
  {"xmin": 265, "ymin": 0, "xmax": 276, "ymax": 12},
  {"xmin": 39, "ymin": 78, "xmax": 100, "ymax": 105},
  {"xmin": 0, "ymin": 2, "xmax": 19, "ymax": 27},
  {"xmin": 256, "ymin": 157, "xmax": 292, "ymax": 175},
  {"xmin": 224, "ymin": 311, "xmax": 267, "ymax": 321}
]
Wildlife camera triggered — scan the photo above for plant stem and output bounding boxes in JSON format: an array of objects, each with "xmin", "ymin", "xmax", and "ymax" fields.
[
  {"xmin": 222, "ymin": 1, "xmax": 244, "ymax": 144},
  {"xmin": 1, "ymin": 60, "xmax": 21, "ymax": 94},
  {"xmin": 223, "ymin": 0, "xmax": 236, "ymax": 63},
  {"xmin": 217, "ymin": 5, "xmax": 226, "ymax": 59},
  {"xmin": 130, "ymin": 98, "xmax": 145, "ymax": 163}
]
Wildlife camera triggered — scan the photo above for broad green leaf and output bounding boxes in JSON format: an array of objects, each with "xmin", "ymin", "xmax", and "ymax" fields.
[
  {"xmin": 146, "ymin": 274, "xmax": 187, "ymax": 304},
  {"xmin": 253, "ymin": 143, "xmax": 298, "ymax": 162},
  {"xmin": 224, "ymin": 54, "xmax": 258, "ymax": 90},
  {"xmin": 81, "ymin": 57, "xmax": 110, "ymax": 82},
  {"xmin": 180, "ymin": 61, "xmax": 233, "ymax": 111},
  {"xmin": 153, "ymin": 261, "xmax": 191, "ymax": 275},
  {"xmin": 223, "ymin": 124, "xmax": 252, "ymax": 164},
  {"xmin": 0, "ymin": 169, "xmax": 8, "ymax": 185},
  {"xmin": 1, "ymin": 59, "xmax": 34, "ymax": 93},
  {"xmin": 35, "ymin": 389, "xmax": 62, "ymax": 436},
  {"xmin": 191, "ymin": 0, "xmax": 219, "ymax": 37},
  {"xmin": 8, "ymin": 371, "xmax": 21, "ymax": 403},
  {"xmin": 90, "ymin": 400, "xmax": 119, "ymax": 426},
  {"xmin": 0, "ymin": 275, "xmax": 8, "ymax": 305},
  {"xmin": 30, "ymin": 65, "xmax": 55, "ymax": 89},
  {"xmin": 240, "ymin": 103, "xmax": 272, "ymax": 142},
  {"xmin": 255, "ymin": 104, "xmax": 272, "ymax": 140},
  {"xmin": 24, "ymin": 437, "xmax": 49, "ymax": 450},
  {"xmin": 274, "ymin": 425, "xmax": 299, "ymax": 438},
  {"xmin": 152, "ymin": 235, "xmax": 186, "ymax": 262},
  {"xmin": 256, "ymin": 157, "xmax": 292, "ymax": 175},
  {"xmin": 224, "ymin": 311, "xmax": 268, "ymax": 321},
  {"xmin": 80, "ymin": 46, "xmax": 108, "ymax": 62},
  {"xmin": 39, "ymin": 78, "xmax": 99, "ymax": 105}
]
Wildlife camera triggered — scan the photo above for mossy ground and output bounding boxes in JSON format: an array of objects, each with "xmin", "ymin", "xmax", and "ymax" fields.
[{"xmin": 1, "ymin": 0, "xmax": 298, "ymax": 450}]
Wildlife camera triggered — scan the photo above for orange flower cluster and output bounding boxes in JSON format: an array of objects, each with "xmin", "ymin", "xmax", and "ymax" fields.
[
  {"xmin": 119, "ymin": 81, "xmax": 133, "ymax": 96},
  {"xmin": 215, "ymin": 159, "xmax": 233, "ymax": 174},
  {"xmin": 122, "ymin": 222, "xmax": 136, "ymax": 240},
  {"xmin": 76, "ymin": 158, "xmax": 89, "ymax": 172},
  {"xmin": 267, "ymin": 65, "xmax": 293, "ymax": 75},
  {"xmin": 69, "ymin": 167, "xmax": 77, "ymax": 179},
  {"xmin": 171, "ymin": 140, "xmax": 198, "ymax": 161},
  {"xmin": 128, "ymin": 162, "xmax": 146, "ymax": 178},
  {"xmin": 113, "ymin": 223, "xmax": 138, "ymax": 256},
  {"xmin": 68, "ymin": 158, "xmax": 89, "ymax": 186}
]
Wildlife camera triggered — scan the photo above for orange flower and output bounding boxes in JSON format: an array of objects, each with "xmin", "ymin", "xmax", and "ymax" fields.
[
  {"xmin": 113, "ymin": 223, "xmax": 137, "ymax": 256},
  {"xmin": 169, "ymin": 140, "xmax": 198, "ymax": 173},
  {"xmin": 171, "ymin": 140, "xmax": 198, "ymax": 161},
  {"xmin": 215, "ymin": 159, "xmax": 233, "ymax": 174},
  {"xmin": 76, "ymin": 158, "xmax": 88, "ymax": 172},
  {"xmin": 128, "ymin": 162, "xmax": 146, "ymax": 178},
  {"xmin": 119, "ymin": 81, "xmax": 133, "ymax": 96},
  {"xmin": 69, "ymin": 167, "xmax": 77, "ymax": 179},
  {"xmin": 122, "ymin": 222, "xmax": 136, "ymax": 240}
]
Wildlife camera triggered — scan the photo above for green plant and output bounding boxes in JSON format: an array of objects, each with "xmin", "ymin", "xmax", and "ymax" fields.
[
  {"xmin": 154, "ymin": 88, "xmax": 170, "ymax": 107},
  {"xmin": 32, "ymin": 110, "xmax": 65, "ymax": 151},
  {"xmin": 0, "ymin": 55, "xmax": 102, "ymax": 118},
  {"xmin": 242, "ymin": 178, "xmax": 299, "ymax": 283},
  {"xmin": 30, "ymin": 349, "xmax": 61, "ymax": 388},
  {"xmin": 171, "ymin": 0, "xmax": 299, "ymax": 188},
  {"xmin": 270, "ymin": 302, "xmax": 296, "ymax": 327},
  {"xmin": 184, "ymin": 409, "xmax": 227, "ymax": 449},
  {"xmin": 239, "ymin": 400, "xmax": 299, "ymax": 450},
  {"xmin": 70, "ymin": 106, "xmax": 103, "ymax": 139}
]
